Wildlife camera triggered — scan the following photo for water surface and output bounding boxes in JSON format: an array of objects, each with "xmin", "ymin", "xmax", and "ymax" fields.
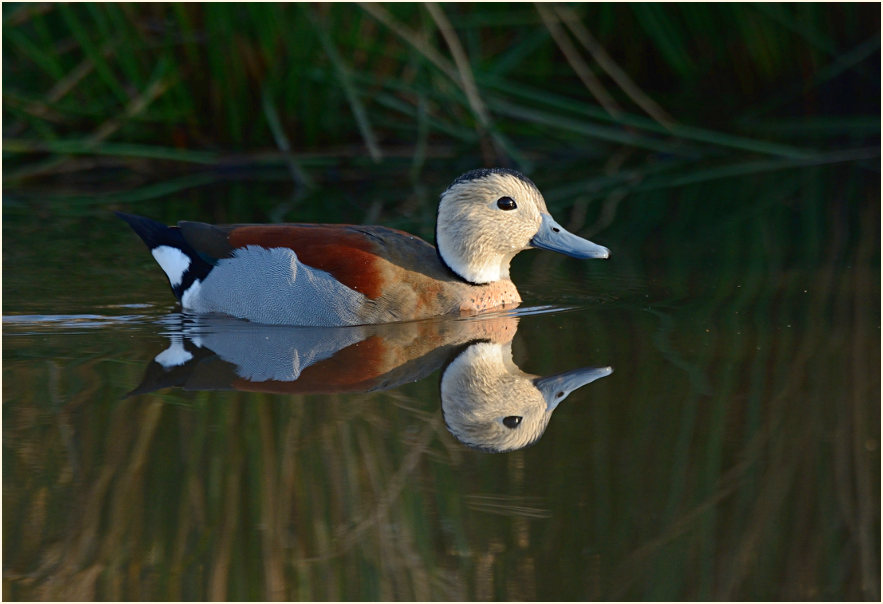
[{"xmin": 3, "ymin": 163, "xmax": 879, "ymax": 600}]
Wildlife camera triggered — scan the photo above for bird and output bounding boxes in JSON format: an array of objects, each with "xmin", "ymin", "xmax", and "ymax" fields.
[{"xmin": 117, "ymin": 167, "xmax": 610, "ymax": 326}]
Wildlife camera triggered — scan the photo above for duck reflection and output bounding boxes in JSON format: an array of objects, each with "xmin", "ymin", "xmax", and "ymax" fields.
[
  {"xmin": 134, "ymin": 312, "xmax": 612, "ymax": 452},
  {"xmin": 441, "ymin": 341, "xmax": 611, "ymax": 453}
]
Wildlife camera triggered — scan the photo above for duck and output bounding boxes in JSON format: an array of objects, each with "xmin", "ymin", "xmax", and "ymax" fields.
[{"xmin": 118, "ymin": 168, "xmax": 610, "ymax": 326}]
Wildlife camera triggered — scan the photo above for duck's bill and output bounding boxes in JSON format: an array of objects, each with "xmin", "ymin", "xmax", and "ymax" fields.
[
  {"xmin": 530, "ymin": 213, "xmax": 610, "ymax": 259},
  {"xmin": 535, "ymin": 366, "xmax": 613, "ymax": 411}
]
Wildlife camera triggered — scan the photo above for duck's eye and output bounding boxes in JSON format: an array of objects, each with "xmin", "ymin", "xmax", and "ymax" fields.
[
  {"xmin": 502, "ymin": 416, "xmax": 522, "ymax": 429},
  {"xmin": 497, "ymin": 196, "xmax": 517, "ymax": 210}
]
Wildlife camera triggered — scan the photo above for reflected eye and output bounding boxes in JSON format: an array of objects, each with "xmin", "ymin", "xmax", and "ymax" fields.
[
  {"xmin": 497, "ymin": 196, "xmax": 517, "ymax": 210},
  {"xmin": 502, "ymin": 416, "xmax": 522, "ymax": 429}
]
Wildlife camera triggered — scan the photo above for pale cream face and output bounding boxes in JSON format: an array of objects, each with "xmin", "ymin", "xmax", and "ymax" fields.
[{"xmin": 436, "ymin": 171, "xmax": 549, "ymax": 284}]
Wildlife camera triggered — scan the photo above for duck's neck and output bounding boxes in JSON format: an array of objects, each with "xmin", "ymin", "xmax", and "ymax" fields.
[
  {"xmin": 438, "ymin": 248, "xmax": 511, "ymax": 285},
  {"xmin": 436, "ymin": 226, "xmax": 513, "ymax": 285}
]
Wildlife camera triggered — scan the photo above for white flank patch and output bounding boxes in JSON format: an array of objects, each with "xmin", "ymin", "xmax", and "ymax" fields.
[
  {"xmin": 181, "ymin": 279, "xmax": 202, "ymax": 309},
  {"xmin": 151, "ymin": 245, "xmax": 191, "ymax": 288},
  {"xmin": 154, "ymin": 339, "xmax": 193, "ymax": 368}
]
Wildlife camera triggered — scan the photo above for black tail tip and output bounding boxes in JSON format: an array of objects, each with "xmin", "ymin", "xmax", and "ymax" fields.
[
  {"xmin": 115, "ymin": 212, "xmax": 178, "ymax": 249},
  {"xmin": 115, "ymin": 211, "xmax": 164, "ymax": 230}
]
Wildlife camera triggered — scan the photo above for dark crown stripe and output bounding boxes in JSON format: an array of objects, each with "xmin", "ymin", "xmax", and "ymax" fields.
[{"xmin": 444, "ymin": 167, "xmax": 537, "ymax": 193}]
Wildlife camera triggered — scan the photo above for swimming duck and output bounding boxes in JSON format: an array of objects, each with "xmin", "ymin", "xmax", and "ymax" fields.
[{"xmin": 118, "ymin": 168, "xmax": 610, "ymax": 326}]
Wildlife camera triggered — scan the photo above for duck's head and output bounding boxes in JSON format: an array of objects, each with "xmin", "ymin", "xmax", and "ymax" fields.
[{"xmin": 436, "ymin": 168, "xmax": 610, "ymax": 284}]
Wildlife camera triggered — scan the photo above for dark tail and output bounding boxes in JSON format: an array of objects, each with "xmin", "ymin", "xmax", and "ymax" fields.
[{"xmin": 116, "ymin": 212, "xmax": 213, "ymax": 301}]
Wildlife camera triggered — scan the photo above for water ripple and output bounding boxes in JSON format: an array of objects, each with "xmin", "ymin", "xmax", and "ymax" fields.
[{"xmin": 2, "ymin": 312, "xmax": 154, "ymax": 333}]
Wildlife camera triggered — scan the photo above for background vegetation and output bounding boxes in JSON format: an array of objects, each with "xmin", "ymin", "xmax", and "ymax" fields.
[{"xmin": 3, "ymin": 2, "xmax": 879, "ymax": 204}]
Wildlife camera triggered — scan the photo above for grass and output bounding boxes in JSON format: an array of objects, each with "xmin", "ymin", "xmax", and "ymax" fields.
[{"xmin": 2, "ymin": 3, "xmax": 879, "ymax": 197}]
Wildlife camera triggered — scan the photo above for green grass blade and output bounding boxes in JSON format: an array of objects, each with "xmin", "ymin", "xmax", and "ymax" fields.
[
  {"xmin": 57, "ymin": 4, "xmax": 129, "ymax": 105},
  {"xmin": 303, "ymin": 5, "xmax": 382, "ymax": 162}
]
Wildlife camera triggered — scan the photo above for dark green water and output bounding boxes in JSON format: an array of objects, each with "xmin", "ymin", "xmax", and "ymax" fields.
[{"xmin": 3, "ymin": 162, "xmax": 879, "ymax": 600}]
